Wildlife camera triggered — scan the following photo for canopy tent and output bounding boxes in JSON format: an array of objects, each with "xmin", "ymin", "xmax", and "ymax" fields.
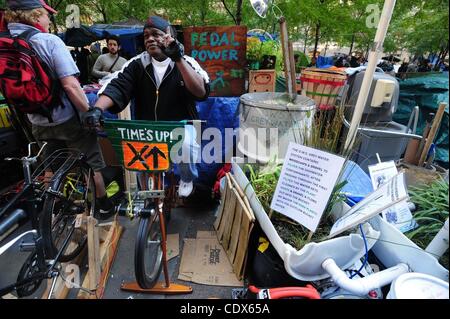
[
  {"xmin": 60, "ymin": 25, "xmax": 100, "ymax": 47},
  {"xmin": 89, "ymin": 23, "xmax": 144, "ymax": 58}
]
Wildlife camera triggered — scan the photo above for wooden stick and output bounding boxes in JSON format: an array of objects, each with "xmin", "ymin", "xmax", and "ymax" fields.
[{"xmin": 418, "ymin": 102, "xmax": 447, "ymax": 166}]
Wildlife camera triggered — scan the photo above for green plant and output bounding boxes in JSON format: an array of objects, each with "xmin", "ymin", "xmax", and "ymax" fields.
[
  {"xmin": 246, "ymin": 38, "xmax": 283, "ymax": 72},
  {"xmin": 406, "ymin": 178, "xmax": 449, "ymax": 269},
  {"xmin": 245, "ymin": 161, "xmax": 348, "ymax": 250},
  {"xmin": 407, "ymin": 178, "xmax": 449, "ymax": 249}
]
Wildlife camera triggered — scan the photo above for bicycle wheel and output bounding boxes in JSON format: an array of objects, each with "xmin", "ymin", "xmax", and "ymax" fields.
[
  {"xmin": 40, "ymin": 162, "xmax": 94, "ymax": 262},
  {"xmin": 134, "ymin": 204, "xmax": 163, "ymax": 289}
]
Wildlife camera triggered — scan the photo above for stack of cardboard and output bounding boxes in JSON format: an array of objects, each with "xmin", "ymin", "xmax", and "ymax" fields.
[{"xmin": 178, "ymin": 231, "xmax": 242, "ymax": 287}]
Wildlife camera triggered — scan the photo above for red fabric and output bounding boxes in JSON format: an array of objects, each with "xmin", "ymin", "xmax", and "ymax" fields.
[
  {"xmin": 300, "ymin": 77, "xmax": 346, "ymax": 87},
  {"xmin": 213, "ymin": 163, "xmax": 232, "ymax": 197},
  {"xmin": 32, "ymin": 23, "xmax": 48, "ymax": 33}
]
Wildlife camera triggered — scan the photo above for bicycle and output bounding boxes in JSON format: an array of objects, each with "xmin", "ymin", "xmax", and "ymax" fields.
[
  {"xmin": 0, "ymin": 142, "xmax": 95, "ymax": 298},
  {"xmin": 103, "ymin": 119, "xmax": 193, "ymax": 294}
]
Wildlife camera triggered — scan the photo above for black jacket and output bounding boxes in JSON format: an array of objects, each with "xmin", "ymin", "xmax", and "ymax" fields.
[{"xmin": 101, "ymin": 53, "xmax": 210, "ymax": 121}]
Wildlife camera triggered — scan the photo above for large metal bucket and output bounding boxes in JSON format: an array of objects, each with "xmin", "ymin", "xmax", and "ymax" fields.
[{"xmin": 238, "ymin": 92, "xmax": 315, "ymax": 163}]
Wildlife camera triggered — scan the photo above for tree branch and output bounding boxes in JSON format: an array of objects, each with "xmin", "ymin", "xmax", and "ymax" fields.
[{"xmin": 221, "ymin": 0, "xmax": 237, "ymax": 25}]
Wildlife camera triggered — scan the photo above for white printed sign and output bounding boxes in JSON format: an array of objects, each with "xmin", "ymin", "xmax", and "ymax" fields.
[
  {"xmin": 368, "ymin": 160, "xmax": 398, "ymax": 190},
  {"xmin": 329, "ymin": 172, "xmax": 408, "ymax": 238},
  {"xmin": 368, "ymin": 162, "xmax": 417, "ymax": 233},
  {"xmin": 270, "ymin": 142, "xmax": 345, "ymax": 232}
]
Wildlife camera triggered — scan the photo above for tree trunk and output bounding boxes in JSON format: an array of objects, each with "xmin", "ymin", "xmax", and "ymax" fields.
[
  {"xmin": 313, "ymin": 23, "xmax": 320, "ymax": 58},
  {"xmin": 303, "ymin": 26, "xmax": 310, "ymax": 54},
  {"xmin": 236, "ymin": 0, "xmax": 243, "ymax": 25},
  {"xmin": 349, "ymin": 33, "xmax": 355, "ymax": 56}
]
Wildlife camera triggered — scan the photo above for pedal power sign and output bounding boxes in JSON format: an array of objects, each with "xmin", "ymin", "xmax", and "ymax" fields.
[
  {"xmin": 103, "ymin": 120, "xmax": 185, "ymax": 172},
  {"xmin": 183, "ymin": 26, "xmax": 247, "ymax": 97}
]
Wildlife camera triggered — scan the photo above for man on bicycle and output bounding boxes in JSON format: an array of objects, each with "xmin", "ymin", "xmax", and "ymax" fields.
[
  {"xmin": 87, "ymin": 15, "xmax": 210, "ymax": 198},
  {"xmin": 3, "ymin": 0, "xmax": 115, "ymax": 217}
]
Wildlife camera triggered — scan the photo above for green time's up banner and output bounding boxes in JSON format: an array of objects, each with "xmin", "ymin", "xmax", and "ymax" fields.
[{"xmin": 103, "ymin": 119, "xmax": 185, "ymax": 172}]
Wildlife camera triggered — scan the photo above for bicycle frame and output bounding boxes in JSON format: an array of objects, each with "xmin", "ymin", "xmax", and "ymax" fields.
[
  {"xmin": 0, "ymin": 144, "xmax": 92, "ymax": 298},
  {"xmin": 104, "ymin": 119, "xmax": 193, "ymax": 293}
]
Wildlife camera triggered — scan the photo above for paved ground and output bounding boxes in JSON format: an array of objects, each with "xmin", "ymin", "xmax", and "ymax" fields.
[
  {"xmin": 0, "ymin": 203, "xmax": 237, "ymax": 299},
  {"xmin": 101, "ymin": 205, "xmax": 235, "ymax": 299}
]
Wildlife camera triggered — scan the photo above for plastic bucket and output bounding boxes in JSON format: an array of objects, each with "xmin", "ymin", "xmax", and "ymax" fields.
[
  {"xmin": 387, "ymin": 273, "xmax": 449, "ymax": 299},
  {"xmin": 238, "ymin": 92, "xmax": 316, "ymax": 163}
]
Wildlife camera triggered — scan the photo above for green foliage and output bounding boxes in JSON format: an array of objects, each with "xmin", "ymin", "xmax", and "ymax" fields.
[
  {"xmin": 245, "ymin": 160, "xmax": 348, "ymax": 250},
  {"xmin": 5, "ymin": 0, "xmax": 444, "ymax": 58},
  {"xmin": 407, "ymin": 178, "xmax": 449, "ymax": 252}
]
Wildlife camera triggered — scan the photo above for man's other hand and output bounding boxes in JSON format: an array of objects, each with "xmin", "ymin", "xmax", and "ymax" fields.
[{"xmin": 82, "ymin": 106, "xmax": 104, "ymax": 128}]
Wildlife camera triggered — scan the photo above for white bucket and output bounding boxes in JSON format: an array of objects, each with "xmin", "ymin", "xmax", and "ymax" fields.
[
  {"xmin": 238, "ymin": 92, "xmax": 316, "ymax": 163},
  {"xmin": 387, "ymin": 273, "xmax": 449, "ymax": 299}
]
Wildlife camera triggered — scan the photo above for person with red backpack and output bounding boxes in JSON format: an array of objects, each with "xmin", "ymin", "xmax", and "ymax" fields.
[{"xmin": 0, "ymin": 0, "xmax": 114, "ymax": 218}]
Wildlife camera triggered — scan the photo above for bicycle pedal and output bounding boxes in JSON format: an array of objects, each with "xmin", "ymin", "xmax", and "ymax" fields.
[{"xmin": 19, "ymin": 241, "xmax": 36, "ymax": 252}]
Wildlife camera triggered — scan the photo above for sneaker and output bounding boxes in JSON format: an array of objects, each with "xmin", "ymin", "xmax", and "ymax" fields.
[
  {"xmin": 95, "ymin": 196, "xmax": 116, "ymax": 220},
  {"xmin": 178, "ymin": 181, "xmax": 194, "ymax": 198}
]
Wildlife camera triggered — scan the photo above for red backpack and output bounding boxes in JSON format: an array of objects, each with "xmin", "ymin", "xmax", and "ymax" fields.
[{"xmin": 0, "ymin": 22, "xmax": 61, "ymax": 122}]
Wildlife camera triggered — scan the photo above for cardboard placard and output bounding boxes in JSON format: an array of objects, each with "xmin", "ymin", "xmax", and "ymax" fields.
[
  {"xmin": 183, "ymin": 26, "xmax": 247, "ymax": 96},
  {"xmin": 248, "ymin": 70, "xmax": 276, "ymax": 92}
]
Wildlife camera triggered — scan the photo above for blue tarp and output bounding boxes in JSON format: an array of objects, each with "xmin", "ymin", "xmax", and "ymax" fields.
[
  {"xmin": 89, "ymin": 24, "xmax": 144, "ymax": 58},
  {"xmin": 196, "ymin": 97, "xmax": 240, "ymax": 187},
  {"xmin": 59, "ymin": 24, "xmax": 143, "ymax": 57},
  {"xmin": 316, "ymin": 55, "xmax": 334, "ymax": 69}
]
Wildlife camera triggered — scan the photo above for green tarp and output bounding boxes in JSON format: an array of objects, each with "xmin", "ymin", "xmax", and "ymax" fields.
[{"xmin": 393, "ymin": 73, "xmax": 449, "ymax": 166}]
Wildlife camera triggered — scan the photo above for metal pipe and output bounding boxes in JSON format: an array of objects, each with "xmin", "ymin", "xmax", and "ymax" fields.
[
  {"xmin": 322, "ymin": 258, "xmax": 409, "ymax": 296},
  {"xmin": 344, "ymin": 0, "xmax": 397, "ymax": 152},
  {"xmin": 342, "ymin": 116, "xmax": 423, "ymax": 140}
]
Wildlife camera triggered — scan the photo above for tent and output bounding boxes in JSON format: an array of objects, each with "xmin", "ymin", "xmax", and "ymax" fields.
[
  {"xmin": 61, "ymin": 25, "xmax": 100, "ymax": 47},
  {"xmin": 89, "ymin": 23, "xmax": 144, "ymax": 58}
]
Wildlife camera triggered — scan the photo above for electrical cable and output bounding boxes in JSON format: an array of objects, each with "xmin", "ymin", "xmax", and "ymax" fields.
[{"xmin": 349, "ymin": 224, "xmax": 368, "ymax": 279}]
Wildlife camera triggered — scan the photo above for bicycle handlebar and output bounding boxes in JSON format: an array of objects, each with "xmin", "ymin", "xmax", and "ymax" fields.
[{"xmin": 5, "ymin": 142, "xmax": 48, "ymax": 164}]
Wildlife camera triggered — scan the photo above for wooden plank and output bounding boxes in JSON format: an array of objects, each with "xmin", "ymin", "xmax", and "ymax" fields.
[
  {"xmin": 232, "ymin": 210, "xmax": 253, "ymax": 281},
  {"xmin": 118, "ymin": 103, "xmax": 137, "ymax": 192},
  {"xmin": 77, "ymin": 220, "xmax": 123, "ymax": 299},
  {"xmin": 87, "ymin": 216, "xmax": 100, "ymax": 291},
  {"xmin": 418, "ymin": 102, "xmax": 447, "ymax": 166},
  {"xmin": 228, "ymin": 173, "xmax": 255, "ymax": 221},
  {"xmin": 217, "ymin": 174, "xmax": 234, "ymax": 242},
  {"xmin": 240, "ymin": 222, "xmax": 255, "ymax": 279},
  {"xmin": 41, "ymin": 244, "xmax": 87, "ymax": 299},
  {"xmin": 221, "ymin": 186, "xmax": 237, "ymax": 250},
  {"xmin": 213, "ymin": 176, "xmax": 228, "ymax": 231},
  {"xmin": 226, "ymin": 188, "xmax": 243, "ymax": 264}
]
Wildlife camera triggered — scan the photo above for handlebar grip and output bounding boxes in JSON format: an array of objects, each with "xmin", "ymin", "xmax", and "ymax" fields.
[{"xmin": 0, "ymin": 209, "xmax": 27, "ymax": 237}]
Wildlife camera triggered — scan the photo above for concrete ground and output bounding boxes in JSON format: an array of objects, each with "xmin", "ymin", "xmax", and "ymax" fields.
[
  {"xmin": 0, "ymin": 203, "xmax": 238, "ymax": 299},
  {"xmin": 101, "ymin": 205, "xmax": 236, "ymax": 299}
]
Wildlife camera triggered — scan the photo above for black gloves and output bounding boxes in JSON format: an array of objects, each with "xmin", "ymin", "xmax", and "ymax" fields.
[
  {"xmin": 82, "ymin": 106, "xmax": 104, "ymax": 129},
  {"xmin": 161, "ymin": 40, "xmax": 184, "ymax": 62}
]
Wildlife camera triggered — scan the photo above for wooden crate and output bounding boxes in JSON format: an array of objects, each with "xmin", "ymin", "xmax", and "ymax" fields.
[
  {"xmin": 248, "ymin": 70, "xmax": 276, "ymax": 93},
  {"xmin": 214, "ymin": 173, "xmax": 255, "ymax": 281}
]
